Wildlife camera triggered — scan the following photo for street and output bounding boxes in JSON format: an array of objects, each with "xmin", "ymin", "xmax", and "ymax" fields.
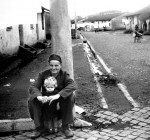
[
  {"xmin": 0, "ymin": 32, "xmax": 150, "ymax": 139},
  {"xmin": 1, "ymin": 31, "xmax": 150, "ymax": 119},
  {"xmin": 82, "ymin": 31, "xmax": 150, "ymax": 113}
]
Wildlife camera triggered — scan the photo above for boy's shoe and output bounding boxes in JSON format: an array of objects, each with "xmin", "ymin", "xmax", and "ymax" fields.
[
  {"xmin": 62, "ymin": 125, "xmax": 74, "ymax": 138},
  {"xmin": 41, "ymin": 128, "xmax": 54, "ymax": 137},
  {"xmin": 30, "ymin": 130, "xmax": 43, "ymax": 139},
  {"xmin": 30, "ymin": 126, "xmax": 45, "ymax": 139},
  {"xmin": 54, "ymin": 128, "xmax": 59, "ymax": 133}
]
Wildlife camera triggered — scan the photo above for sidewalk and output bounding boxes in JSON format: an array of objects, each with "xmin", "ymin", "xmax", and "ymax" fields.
[
  {"xmin": 0, "ymin": 39, "xmax": 150, "ymax": 140},
  {"xmin": 0, "ymin": 107, "xmax": 150, "ymax": 139}
]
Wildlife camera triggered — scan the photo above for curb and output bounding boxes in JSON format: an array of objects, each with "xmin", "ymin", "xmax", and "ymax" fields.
[
  {"xmin": 0, "ymin": 104, "xmax": 89, "ymax": 132},
  {"xmin": 81, "ymin": 34, "xmax": 139, "ymax": 108},
  {"xmin": 0, "ymin": 118, "xmax": 34, "ymax": 132}
]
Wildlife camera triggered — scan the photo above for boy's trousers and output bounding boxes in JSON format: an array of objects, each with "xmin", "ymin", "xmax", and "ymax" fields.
[{"xmin": 28, "ymin": 93, "xmax": 75, "ymax": 129}]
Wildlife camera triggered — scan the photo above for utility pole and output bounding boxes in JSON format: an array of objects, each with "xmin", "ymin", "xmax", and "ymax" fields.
[
  {"xmin": 50, "ymin": 0, "xmax": 74, "ymax": 79},
  {"xmin": 74, "ymin": 0, "xmax": 77, "ymax": 39},
  {"xmin": 98, "ymin": 21, "xmax": 100, "ymax": 29}
]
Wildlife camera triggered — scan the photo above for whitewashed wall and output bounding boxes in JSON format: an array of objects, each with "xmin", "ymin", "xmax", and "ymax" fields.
[{"xmin": 0, "ymin": 25, "xmax": 20, "ymax": 57}]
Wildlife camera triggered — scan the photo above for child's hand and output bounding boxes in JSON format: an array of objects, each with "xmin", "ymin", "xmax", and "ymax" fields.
[
  {"xmin": 37, "ymin": 96, "xmax": 49, "ymax": 103},
  {"xmin": 42, "ymin": 96, "xmax": 49, "ymax": 103},
  {"xmin": 48, "ymin": 94, "xmax": 60, "ymax": 105},
  {"xmin": 37, "ymin": 96, "xmax": 43, "ymax": 102}
]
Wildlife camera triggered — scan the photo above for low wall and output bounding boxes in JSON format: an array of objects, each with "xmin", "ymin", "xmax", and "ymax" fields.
[
  {"xmin": 0, "ymin": 23, "xmax": 46, "ymax": 59},
  {"xmin": 23, "ymin": 24, "xmax": 38, "ymax": 46},
  {"xmin": 37, "ymin": 13, "xmax": 46, "ymax": 41},
  {"xmin": 0, "ymin": 25, "xmax": 20, "ymax": 57}
]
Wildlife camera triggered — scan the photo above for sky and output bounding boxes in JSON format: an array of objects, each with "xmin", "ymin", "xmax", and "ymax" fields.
[
  {"xmin": 68, "ymin": 0, "xmax": 150, "ymax": 19},
  {"xmin": 0, "ymin": 0, "xmax": 150, "ymax": 29},
  {"xmin": 0, "ymin": 0, "xmax": 49, "ymax": 28}
]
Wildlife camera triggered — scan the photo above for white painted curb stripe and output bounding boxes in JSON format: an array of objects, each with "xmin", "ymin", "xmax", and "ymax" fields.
[
  {"xmin": 97, "ymin": 53, "xmax": 139, "ymax": 108},
  {"xmin": 95, "ymin": 76, "xmax": 108, "ymax": 109},
  {"xmin": 84, "ymin": 44, "xmax": 108, "ymax": 109},
  {"xmin": 117, "ymin": 83, "xmax": 139, "ymax": 108},
  {"xmin": 96, "ymin": 55, "xmax": 112, "ymax": 74},
  {"xmin": 86, "ymin": 40, "xmax": 139, "ymax": 108}
]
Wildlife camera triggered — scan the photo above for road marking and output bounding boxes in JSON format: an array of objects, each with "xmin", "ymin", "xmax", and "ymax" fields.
[
  {"xmin": 96, "ymin": 54, "xmax": 139, "ymax": 108},
  {"xmin": 95, "ymin": 76, "xmax": 108, "ymax": 109},
  {"xmin": 83, "ymin": 43, "xmax": 108, "ymax": 109},
  {"xmin": 96, "ymin": 55, "xmax": 112, "ymax": 74},
  {"xmin": 80, "ymin": 34, "xmax": 139, "ymax": 108},
  {"xmin": 86, "ymin": 40, "xmax": 139, "ymax": 108},
  {"xmin": 117, "ymin": 83, "xmax": 139, "ymax": 107}
]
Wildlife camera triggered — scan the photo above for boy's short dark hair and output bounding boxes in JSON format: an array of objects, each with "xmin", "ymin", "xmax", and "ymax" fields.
[{"xmin": 48, "ymin": 54, "xmax": 62, "ymax": 63}]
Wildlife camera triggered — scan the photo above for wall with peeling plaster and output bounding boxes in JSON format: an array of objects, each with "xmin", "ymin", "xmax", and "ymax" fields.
[
  {"xmin": 0, "ymin": 25, "xmax": 20, "ymax": 57},
  {"xmin": 0, "ymin": 13, "xmax": 47, "ymax": 59}
]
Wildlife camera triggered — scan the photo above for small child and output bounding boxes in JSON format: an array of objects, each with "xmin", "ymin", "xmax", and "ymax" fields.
[
  {"xmin": 43, "ymin": 76, "xmax": 60, "ymax": 133},
  {"xmin": 44, "ymin": 77, "xmax": 57, "ymax": 92}
]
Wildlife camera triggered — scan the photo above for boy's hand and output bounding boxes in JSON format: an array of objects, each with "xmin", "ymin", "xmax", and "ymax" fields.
[
  {"xmin": 48, "ymin": 94, "xmax": 60, "ymax": 105},
  {"xmin": 37, "ymin": 96, "xmax": 43, "ymax": 102},
  {"xmin": 37, "ymin": 96, "xmax": 49, "ymax": 103}
]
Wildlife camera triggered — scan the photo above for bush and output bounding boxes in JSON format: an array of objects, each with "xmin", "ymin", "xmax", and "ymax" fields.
[
  {"xmin": 139, "ymin": 30, "xmax": 144, "ymax": 34},
  {"xmin": 77, "ymin": 27, "xmax": 85, "ymax": 31},
  {"xmin": 124, "ymin": 29, "xmax": 133, "ymax": 34},
  {"xmin": 71, "ymin": 29, "xmax": 76, "ymax": 39},
  {"xmin": 143, "ymin": 31, "xmax": 150, "ymax": 35},
  {"xmin": 103, "ymin": 28, "xmax": 112, "ymax": 31},
  {"xmin": 95, "ymin": 28, "xmax": 102, "ymax": 32}
]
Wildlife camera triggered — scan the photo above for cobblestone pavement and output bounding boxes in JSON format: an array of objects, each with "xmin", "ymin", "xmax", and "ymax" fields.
[{"xmin": 0, "ymin": 107, "xmax": 150, "ymax": 140}]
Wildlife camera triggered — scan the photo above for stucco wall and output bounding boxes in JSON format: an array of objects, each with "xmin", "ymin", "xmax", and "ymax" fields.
[
  {"xmin": 0, "ymin": 13, "xmax": 48, "ymax": 58},
  {"xmin": 134, "ymin": 16, "xmax": 138, "ymax": 26},
  {"xmin": 146, "ymin": 19, "xmax": 150, "ymax": 31},
  {"xmin": 0, "ymin": 25, "xmax": 20, "ymax": 57},
  {"xmin": 44, "ymin": 12, "xmax": 51, "ymax": 39},
  {"xmin": 23, "ymin": 24, "xmax": 37, "ymax": 46},
  {"xmin": 37, "ymin": 13, "xmax": 46, "ymax": 41}
]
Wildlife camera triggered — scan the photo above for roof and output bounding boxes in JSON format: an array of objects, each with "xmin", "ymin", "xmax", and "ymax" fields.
[
  {"xmin": 82, "ymin": 11, "xmax": 122, "ymax": 22},
  {"xmin": 111, "ymin": 12, "xmax": 130, "ymax": 21},
  {"xmin": 125, "ymin": 5, "xmax": 150, "ymax": 17},
  {"xmin": 71, "ymin": 17, "xmax": 85, "ymax": 24}
]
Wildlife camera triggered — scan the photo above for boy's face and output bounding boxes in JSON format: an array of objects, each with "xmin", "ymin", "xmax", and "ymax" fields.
[
  {"xmin": 45, "ymin": 86, "xmax": 55, "ymax": 92},
  {"xmin": 49, "ymin": 60, "xmax": 61, "ymax": 75},
  {"xmin": 44, "ymin": 77, "xmax": 57, "ymax": 92}
]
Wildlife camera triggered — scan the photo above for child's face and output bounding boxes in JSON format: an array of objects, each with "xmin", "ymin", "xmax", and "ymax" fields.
[
  {"xmin": 45, "ymin": 86, "xmax": 55, "ymax": 92},
  {"xmin": 44, "ymin": 77, "xmax": 57, "ymax": 92}
]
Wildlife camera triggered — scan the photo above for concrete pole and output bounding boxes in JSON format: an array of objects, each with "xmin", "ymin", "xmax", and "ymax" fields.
[
  {"xmin": 50, "ymin": 0, "xmax": 74, "ymax": 79},
  {"xmin": 74, "ymin": 0, "xmax": 77, "ymax": 39},
  {"xmin": 98, "ymin": 21, "xmax": 99, "ymax": 29}
]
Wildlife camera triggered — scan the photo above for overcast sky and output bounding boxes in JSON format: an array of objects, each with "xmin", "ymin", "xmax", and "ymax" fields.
[
  {"xmin": 68, "ymin": 0, "xmax": 150, "ymax": 18},
  {"xmin": 0, "ymin": 0, "xmax": 150, "ymax": 29},
  {"xmin": 0, "ymin": 0, "xmax": 49, "ymax": 28}
]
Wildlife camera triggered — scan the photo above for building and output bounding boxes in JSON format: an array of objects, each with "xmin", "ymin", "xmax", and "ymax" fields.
[
  {"xmin": 110, "ymin": 13, "xmax": 129, "ymax": 30},
  {"xmin": 125, "ymin": 5, "xmax": 150, "ymax": 31},
  {"xmin": 79, "ymin": 11, "xmax": 123, "ymax": 30},
  {"xmin": 0, "ymin": 5, "xmax": 50, "ymax": 60},
  {"xmin": 0, "ymin": 1, "xmax": 51, "ymax": 75}
]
